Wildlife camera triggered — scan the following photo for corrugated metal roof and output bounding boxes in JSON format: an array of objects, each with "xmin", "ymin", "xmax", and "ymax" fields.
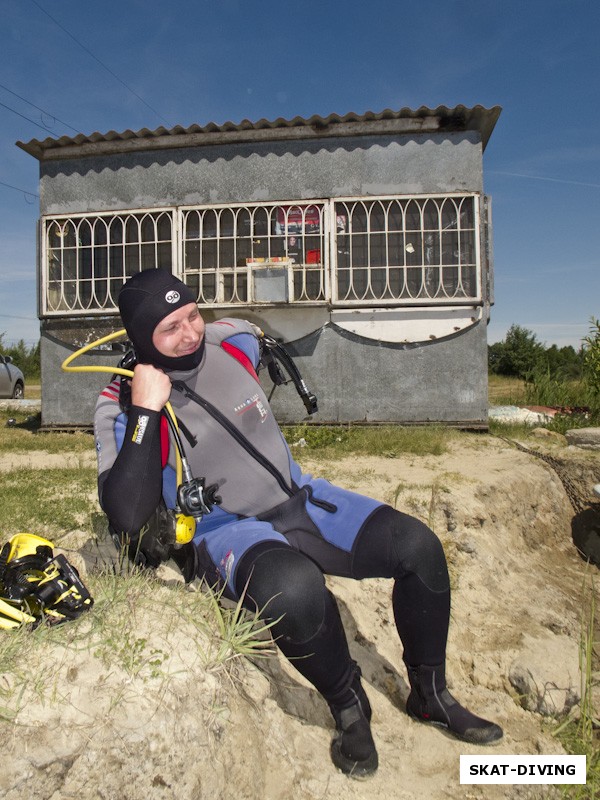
[{"xmin": 17, "ymin": 104, "xmax": 501, "ymax": 161}]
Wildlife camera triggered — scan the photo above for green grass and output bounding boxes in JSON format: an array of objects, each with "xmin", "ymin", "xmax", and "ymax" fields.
[
  {"xmin": 489, "ymin": 372, "xmax": 599, "ymax": 414},
  {"xmin": 24, "ymin": 383, "xmax": 41, "ymax": 400},
  {"xmin": 282, "ymin": 423, "xmax": 454, "ymax": 459},
  {"xmin": 185, "ymin": 579, "xmax": 280, "ymax": 669},
  {"xmin": 0, "ymin": 466, "xmax": 98, "ymax": 540},
  {"xmin": 488, "ymin": 374, "xmax": 600, "ymax": 436},
  {"xmin": 487, "ymin": 418, "xmax": 548, "ymax": 440},
  {"xmin": 89, "ymin": 569, "xmax": 185, "ymax": 679},
  {"xmin": 525, "ymin": 373, "xmax": 595, "ymax": 411},
  {"xmin": 0, "ymin": 409, "xmax": 94, "ymax": 455},
  {"xmin": 488, "ymin": 374, "xmax": 527, "ymax": 406}
]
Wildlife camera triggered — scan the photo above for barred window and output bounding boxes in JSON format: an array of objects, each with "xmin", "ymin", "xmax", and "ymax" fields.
[
  {"xmin": 334, "ymin": 195, "xmax": 478, "ymax": 304},
  {"xmin": 40, "ymin": 194, "xmax": 481, "ymax": 315},
  {"xmin": 181, "ymin": 202, "xmax": 326, "ymax": 304},
  {"xmin": 44, "ymin": 210, "xmax": 174, "ymax": 313}
]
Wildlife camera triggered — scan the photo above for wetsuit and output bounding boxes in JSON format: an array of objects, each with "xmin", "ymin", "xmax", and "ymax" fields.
[
  {"xmin": 95, "ymin": 267, "xmax": 503, "ymax": 772},
  {"xmin": 94, "ymin": 318, "xmax": 450, "ymax": 714}
]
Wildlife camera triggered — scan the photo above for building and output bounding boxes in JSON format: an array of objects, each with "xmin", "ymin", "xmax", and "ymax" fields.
[{"xmin": 18, "ymin": 104, "xmax": 501, "ymax": 428}]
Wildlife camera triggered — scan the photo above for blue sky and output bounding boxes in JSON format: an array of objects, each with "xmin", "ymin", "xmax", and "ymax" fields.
[{"xmin": 1, "ymin": 0, "xmax": 598, "ymax": 349}]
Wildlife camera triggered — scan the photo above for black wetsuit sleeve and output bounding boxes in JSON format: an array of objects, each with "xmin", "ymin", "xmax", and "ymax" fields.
[{"xmin": 98, "ymin": 405, "xmax": 163, "ymax": 534}]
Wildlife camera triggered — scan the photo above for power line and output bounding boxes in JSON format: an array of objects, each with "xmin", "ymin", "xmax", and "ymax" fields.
[
  {"xmin": 0, "ymin": 179, "xmax": 38, "ymax": 200},
  {"xmin": 0, "ymin": 81, "xmax": 80, "ymax": 135},
  {"xmin": 0, "ymin": 99, "xmax": 59, "ymax": 136},
  {"xmin": 30, "ymin": 0, "xmax": 171, "ymax": 127}
]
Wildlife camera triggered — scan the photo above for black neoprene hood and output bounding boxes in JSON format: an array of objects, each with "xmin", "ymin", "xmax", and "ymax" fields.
[{"xmin": 118, "ymin": 268, "xmax": 203, "ymax": 370}]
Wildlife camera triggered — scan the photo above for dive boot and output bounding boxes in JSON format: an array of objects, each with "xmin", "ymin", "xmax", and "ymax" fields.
[
  {"xmin": 406, "ymin": 664, "xmax": 503, "ymax": 745},
  {"xmin": 330, "ymin": 674, "xmax": 378, "ymax": 778}
]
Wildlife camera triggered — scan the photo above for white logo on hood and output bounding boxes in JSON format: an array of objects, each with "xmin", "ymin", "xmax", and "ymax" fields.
[{"xmin": 165, "ymin": 290, "xmax": 180, "ymax": 304}]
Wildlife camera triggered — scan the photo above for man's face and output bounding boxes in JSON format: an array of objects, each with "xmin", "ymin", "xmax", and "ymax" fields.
[{"xmin": 152, "ymin": 303, "xmax": 205, "ymax": 359}]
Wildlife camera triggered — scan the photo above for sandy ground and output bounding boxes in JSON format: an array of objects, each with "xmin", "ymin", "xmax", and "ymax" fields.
[{"xmin": 1, "ymin": 433, "xmax": 599, "ymax": 800}]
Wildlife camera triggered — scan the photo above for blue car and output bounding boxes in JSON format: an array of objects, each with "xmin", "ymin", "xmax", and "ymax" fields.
[{"xmin": 0, "ymin": 355, "xmax": 25, "ymax": 399}]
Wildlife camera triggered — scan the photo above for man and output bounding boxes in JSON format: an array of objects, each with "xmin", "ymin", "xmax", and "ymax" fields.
[{"xmin": 94, "ymin": 268, "xmax": 503, "ymax": 778}]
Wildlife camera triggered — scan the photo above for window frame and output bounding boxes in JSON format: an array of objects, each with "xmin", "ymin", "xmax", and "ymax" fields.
[
  {"xmin": 40, "ymin": 207, "xmax": 177, "ymax": 315},
  {"xmin": 179, "ymin": 200, "xmax": 330, "ymax": 307},
  {"xmin": 330, "ymin": 193, "xmax": 481, "ymax": 307}
]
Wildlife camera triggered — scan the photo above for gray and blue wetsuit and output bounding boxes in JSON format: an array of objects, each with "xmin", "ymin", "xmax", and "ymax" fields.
[{"xmin": 94, "ymin": 318, "xmax": 451, "ymax": 705}]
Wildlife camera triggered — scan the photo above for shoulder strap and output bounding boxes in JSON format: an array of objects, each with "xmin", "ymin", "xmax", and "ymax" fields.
[{"xmin": 220, "ymin": 341, "xmax": 259, "ymax": 380}]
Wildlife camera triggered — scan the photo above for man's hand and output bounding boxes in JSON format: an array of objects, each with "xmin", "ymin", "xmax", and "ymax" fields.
[{"xmin": 130, "ymin": 363, "xmax": 172, "ymax": 411}]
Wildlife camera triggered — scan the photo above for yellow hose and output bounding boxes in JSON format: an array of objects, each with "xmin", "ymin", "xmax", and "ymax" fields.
[
  {"xmin": 61, "ymin": 329, "xmax": 183, "ymax": 486},
  {"xmin": 0, "ymin": 597, "xmax": 36, "ymax": 627}
]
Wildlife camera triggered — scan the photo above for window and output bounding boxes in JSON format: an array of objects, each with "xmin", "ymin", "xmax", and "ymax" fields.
[
  {"xmin": 40, "ymin": 194, "xmax": 481, "ymax": 315},
  {"xmin": 44, "ymin": 210, "xmax": 174, "ymax": 312},
  {"xmin": 334, "ymin": 195, "xmax": 478, "ymax": 304},
  {"xmin": 181, "ymin": 202, "xmax": 326, "ymax": 304}
]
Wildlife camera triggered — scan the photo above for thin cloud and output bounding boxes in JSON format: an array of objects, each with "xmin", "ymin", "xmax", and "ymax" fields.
[
  {"xmin": 0, "ymin": 268, "xmax": 36, "ymax": 281},
  {"xmin": 489, "ymin": 171, "xmax": 600, "ymax": 189},
  {"xmin": 0, "ymin": 313, "xmax": 37, "ymax": 321}
]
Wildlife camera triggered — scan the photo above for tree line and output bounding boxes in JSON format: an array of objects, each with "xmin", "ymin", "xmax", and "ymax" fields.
[
  {"xmin": 489, "ymin": 320, "xmax": 600, "ymax": 405},
  {"xmin": 488, "ymin": 324, "xmax": 586, "ymax": 379}
]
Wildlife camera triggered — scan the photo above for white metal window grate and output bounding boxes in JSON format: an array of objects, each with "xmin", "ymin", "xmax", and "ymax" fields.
[
  {"xmin": 40, "ymin": 194, "xmax": 481, "ymax": 315},
  {"xmin": 42, "ymin": 210, "xmax": 175, "ymax": 314},
  {"xmin": 181, "ymin": 202, "xmax": 327, "ymax": 305},
  {"xmin": 333, "ymin": 195, "xmax": 479, "ymax": 305}
]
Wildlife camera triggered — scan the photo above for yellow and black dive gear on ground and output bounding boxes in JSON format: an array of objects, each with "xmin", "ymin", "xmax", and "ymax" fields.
[{"xmin": 0, "ymin": 533, "xmax": 93, "ymax": 629}]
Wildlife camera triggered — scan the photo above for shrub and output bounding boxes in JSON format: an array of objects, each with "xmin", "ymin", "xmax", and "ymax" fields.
[{"xmin": 582, "ymin": 317, "xmax": 600, "ymax": 402}]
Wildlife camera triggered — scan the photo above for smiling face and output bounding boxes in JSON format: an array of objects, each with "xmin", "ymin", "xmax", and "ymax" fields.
[{"xmin": 152, "ymin": 303, "xmax": 205, "ymax": 359}]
